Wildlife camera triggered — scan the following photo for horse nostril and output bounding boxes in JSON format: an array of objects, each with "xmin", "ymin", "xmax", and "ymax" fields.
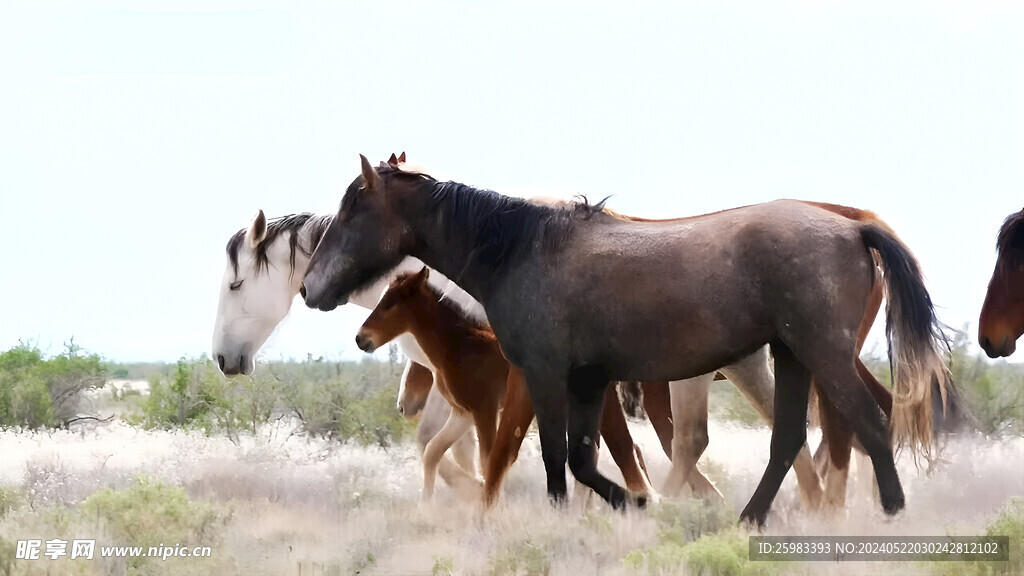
[
  {"xmin": 239, "ymin": 355, "xmax": 247, "ymax": 373},
  {"xmin": 980, "ymin": 336, "xmax": 992, "ymax": 352},
  {"xmin": 299, "ymin": 284, "xmax": 307, "ymax": 299},
  {"xmin": 217, "ymin": 354, "xmax": 226, "ymax": 371}
]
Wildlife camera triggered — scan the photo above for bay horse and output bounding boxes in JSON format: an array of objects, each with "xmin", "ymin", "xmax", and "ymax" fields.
[
  {"xmin": 302, "ymin": 156, "xmax": 950, "ymax": 526},
  {"xmin": 979, "ymin": 208, "xmax": 1024, "ymax": 358}
]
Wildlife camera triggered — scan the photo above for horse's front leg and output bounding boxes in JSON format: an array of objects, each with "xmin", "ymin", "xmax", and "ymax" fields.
[
  {"xmin": 523, "ymin": 367, "xmax": 570, "ymax": 505},
  {"xmin": 422, "ymin": 408, "xmax": 474, "ymax": 504},
  {"xmin": 484, "ymin": 365, "xmax": 536, "ymax": 507},
  {"xmin": 566, "ymin": 365, "xmax": 639, "ymax": 510},
  {"xmin": 739, "ymin": 342, "xmax": 811, "ymax": 527}
]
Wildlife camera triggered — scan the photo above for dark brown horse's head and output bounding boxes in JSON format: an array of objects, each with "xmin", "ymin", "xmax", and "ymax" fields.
[
  {"xmin": 354, "ymin": 267, "xmax": 431, "ymax": 353},
  {"xmin": 302, "ymin": 155, "xmax": 414, "ymax": 311},
  {"xmin": 979, "ymin": 209, "xmax": 1024, "ymax": 358}
]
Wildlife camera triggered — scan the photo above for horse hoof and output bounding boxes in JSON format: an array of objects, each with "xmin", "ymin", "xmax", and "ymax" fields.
[
  {"xmin": 881, "ymin": 494, "xmax": 905, "ymax": 516},
  {"xmin": 738, "ymin": 509, "xmax": 767, "ymax": 531}
]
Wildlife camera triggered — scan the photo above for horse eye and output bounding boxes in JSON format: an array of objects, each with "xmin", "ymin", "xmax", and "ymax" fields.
[{"xmin": 229, "ymin": 280, "xmax": 244, "ymax": 291}]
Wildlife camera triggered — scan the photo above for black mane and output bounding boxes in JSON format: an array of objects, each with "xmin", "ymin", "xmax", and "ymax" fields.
[
  {"xmin": 382, "ymin": 168, "xmax": 607, "ymax": 274},
  {"xmin": 226, "ymin": 213, "xmax": 334, "ymax": 278},
  {"xmin": 996, "ymin": 209, "xmax": 1024, "ymax": 269}
]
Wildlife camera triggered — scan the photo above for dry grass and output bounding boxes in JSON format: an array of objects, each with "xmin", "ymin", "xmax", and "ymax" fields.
[{"xmin": 0, "ymin": 417, "xmax": 1021, "ymax": 575}]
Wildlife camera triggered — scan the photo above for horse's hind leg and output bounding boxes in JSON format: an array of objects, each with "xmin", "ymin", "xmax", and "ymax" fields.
[
  {"xmin": 723, "ymin": 347, "xmax": 822, "ymax": 511},
  {"xmin": 663, "ymin": 375, "xmax": 720, "ymax": 498},
  {"xmin": 566, "ymin": 365, "xmax": 637, "ymax": 509},
  {"xmin": 803, "ymin": 356, "xmax": 903, "ymax": 516},
  {"xmin": 739, "ymin": 342, "xmax": 811, "ymax": 527}
]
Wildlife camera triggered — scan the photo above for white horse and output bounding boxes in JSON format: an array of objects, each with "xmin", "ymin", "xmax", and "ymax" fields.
[{"xmin": 211, "ymin": 210, "xmax": 484, "ymax": 496}]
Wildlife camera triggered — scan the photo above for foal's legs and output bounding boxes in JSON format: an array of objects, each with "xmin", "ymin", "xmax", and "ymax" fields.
[
  {"xmin": 739, "ymin": 342, "xmax": 812, "ymax": 527},
  {"xmin": 422, "ymin": 408, "xmax": 475, "ymax": 503},
  {"xmin": 483, "ymin": 366, "xmax": 536, "ymax": 507},
  {"xmin": 566, "ymin": 365, "xmax": 637, "ymax": 509},
  {"xmin": 417, "ymin": 388, "xmax": 480, "ymax": 492}
]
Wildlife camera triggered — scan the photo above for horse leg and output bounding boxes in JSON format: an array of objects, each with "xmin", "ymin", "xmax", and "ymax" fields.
[
  {"xmin": 522, "ymin": 365, "xmax": 571, "ymax": 506},
  {"xmin": 473, "ymin": 403, "xmax": 499, "ymax": 478},
  {"xmin": 418, "ymin": 388, "xmax": 480, "ymax": 491},
  {"xmin": 566, "ymin": 365, "xmax": 638, "ymax": 510},
  {"xmin": 599, "ymin": 384, "xmax": 657, "ymax": 496},
  {"xmin": 640, "ymin": 381, "xmax": 674, "ymax": 459},
  {"xmin": 451, "ymin": 429, "xmax": 479, "ymax": 478},
  {"xmin": 801, "ymin": 355, "xmax": 903, "ymax": 516},
  {"xmin": 739, "ymin": 342, "xmax": 811, "ymax": 527},
  {"xmin": 663, "ymin": 375, "xmax": 720, "ymax": 498},
  {"xmin": 724, "ymin": 347, "xmax": 823, "ymax": 511},
  {"xmin": 421, "ymin": 409, "xmax": 474, "ymax": 503},
  {"xmin": 815, "ymin": 383, "xmax": 853, "ymax": 512},
  {"xmin": 484, "ymin": 365, "xmax": 536, "ymax": 507}
]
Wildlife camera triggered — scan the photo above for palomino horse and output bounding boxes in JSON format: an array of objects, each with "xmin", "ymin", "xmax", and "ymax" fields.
[
  {"xmin": 979, "ymin": 208, "xmax": 1024, "ymax": 358},
  {"xmin": 302, "ymin": 156, "xmax": 950, "ymax": 526},
  {"xmin": 357, "ymin": 267, "xmax": 666, "ymax": 502}
]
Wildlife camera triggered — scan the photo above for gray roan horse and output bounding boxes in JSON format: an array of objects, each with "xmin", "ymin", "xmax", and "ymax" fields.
[{"xmin": 301, "ymin": 156, "xmax": 950, "ymax": 526}]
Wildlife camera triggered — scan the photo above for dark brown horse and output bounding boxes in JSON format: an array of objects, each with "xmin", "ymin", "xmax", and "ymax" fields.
[
  {"xmin": 303, "ymin": 156, "xmax": 949, "ymax": 526},
  {"xmin": 356, "ymin": 267, "xmax": 660, "ymax": 502},
  {"xmin": 979, "ymin": 209, "xmax": 1024, "ymax": 358}
]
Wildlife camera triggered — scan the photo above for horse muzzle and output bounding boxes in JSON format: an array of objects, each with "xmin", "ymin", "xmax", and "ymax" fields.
[
  {"xmin": 216, "ymin": 353, "xmax": 252, "ymax": 376},
  {"xmin": 355, "ymin": 331, "xmax": 376, "ymax": 353},
  {"xmin": 979, "ymin": 334, "xmax": 1015, "ymax": 358}
]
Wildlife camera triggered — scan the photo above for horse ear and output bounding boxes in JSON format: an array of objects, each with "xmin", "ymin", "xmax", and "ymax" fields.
[
  {"xmin": 417, "ymin": 266, "xmax": 430, "ymax": 282},
  {"xmin": 247, "ymin": 209, "xmax": 268, "ymax": 248},
  {"xmin": 387, "ymin": 153, "xmax": 399, "ymax": 166},
  {"xmin": 398, "ymin": 151, "xmax": 406, "ymax": 163},
  {"xmin": 360, "ymin": 154, "xmax": 384, "ymax": 191}
]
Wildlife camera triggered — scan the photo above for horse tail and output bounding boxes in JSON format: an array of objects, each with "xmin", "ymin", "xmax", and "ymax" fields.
[
  {"xmin": 616, "ymin": 381, "xmax": 646, "ymax": 421},
  {"xmin": 860, "ymin": 224, "xmax": 951, "ymax": 463}
]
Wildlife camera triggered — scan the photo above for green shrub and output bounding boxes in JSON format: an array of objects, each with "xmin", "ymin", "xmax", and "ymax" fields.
[
  {"xmin": 0, "ymin": 340, "xmax": 106, "ymax": 429},
  {"xmin": 488, "ymin": 538, "xmax": 552, "ymax": 576},
  {"xmin": 80, "ymin": 475, "xmax": 229, "ymax": 573},
  {"xmin": 0, "ymin": 486, "xmax": 24, "ymax": 518}
]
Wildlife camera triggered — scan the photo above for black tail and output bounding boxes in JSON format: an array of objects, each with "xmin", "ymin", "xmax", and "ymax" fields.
[{"xmin": 860, "ymin": 225, "xmax": 951, "ymax": 461}]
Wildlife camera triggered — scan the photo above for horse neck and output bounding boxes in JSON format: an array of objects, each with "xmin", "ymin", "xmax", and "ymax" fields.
[
  {"xmin": 399, "ymin": 289, "xmax": 483, "ymax": 371},
  {"xmin": 394, "ymin": 181, "xmax": 503, "ymax": 304}
]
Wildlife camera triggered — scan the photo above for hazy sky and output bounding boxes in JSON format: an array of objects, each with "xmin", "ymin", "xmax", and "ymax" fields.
[{"xmin": 1, "ymin": 1, "xmax": 1021, "ymax": 364}]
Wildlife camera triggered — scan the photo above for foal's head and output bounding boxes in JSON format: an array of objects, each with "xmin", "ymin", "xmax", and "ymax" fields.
[
  {"xmin": 979, "ymin": 209, "xmax": 1024, "ymax": 357},
  {"xmin": 355, "ymin": 267, "xmax": 431, "ymax": 354}
]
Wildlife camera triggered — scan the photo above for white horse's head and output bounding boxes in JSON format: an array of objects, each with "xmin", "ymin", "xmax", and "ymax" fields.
[{"xmin": 211, "ymin": 210, "xmax": 332, "ymax": 375}]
